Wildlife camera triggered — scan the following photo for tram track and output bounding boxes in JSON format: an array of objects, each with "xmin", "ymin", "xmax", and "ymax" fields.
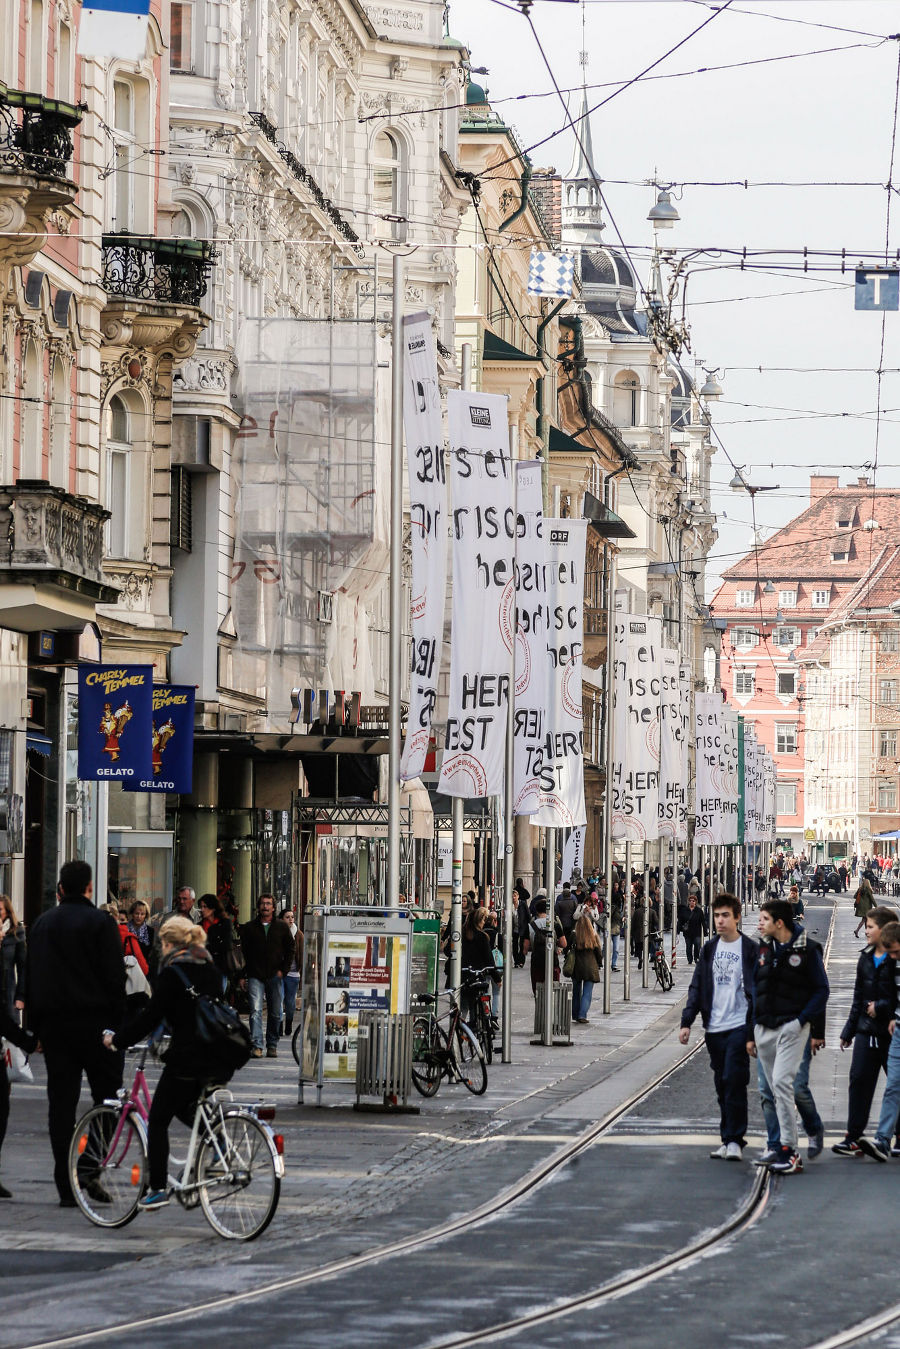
[{"xmin": 20, "ymin": 1037, "xmax": 720, "ymax": 1349}]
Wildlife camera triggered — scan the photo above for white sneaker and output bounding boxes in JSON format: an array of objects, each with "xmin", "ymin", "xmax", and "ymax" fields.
[
  {"xmin": 709, "ymin": 1144, "xmax": 729, "ymax": 1159},
  {"xmin": 725, "ymin": 1141, "xmax": 743, "ymax": 1161}
]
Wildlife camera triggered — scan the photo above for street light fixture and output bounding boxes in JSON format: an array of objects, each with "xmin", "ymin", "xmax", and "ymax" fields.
[
  {"xmin": 648, "ymin": 187, "xmax": 680, "ymax": 229},
  {"xmin": 700, "ymin": 367, "xmax": 724, "ymax": 400},
  {"xmin": 764, "ymin": 580, "xmax": 775, "ymax": 595},
  {"xmin": 729, "ymin": 465, "xmax": 781, "ymax": 496}
]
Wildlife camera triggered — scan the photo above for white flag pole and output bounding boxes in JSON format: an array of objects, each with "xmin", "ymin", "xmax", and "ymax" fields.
[
  {"xmin": 387, "ymin": 253, "xmax": 404, "ymax": 909},
  {"xmin": 449, "ymin": 342, "xmax": 471, "ymax": 1000}
]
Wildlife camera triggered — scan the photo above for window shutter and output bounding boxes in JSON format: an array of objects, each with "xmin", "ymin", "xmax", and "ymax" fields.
[{"xmin": 170, "ymin": 465, "xmax": 192, "ymax": 552}]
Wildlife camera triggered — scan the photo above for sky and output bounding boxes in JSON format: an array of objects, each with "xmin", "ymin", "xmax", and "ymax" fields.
[{"xmin": 445, "ymin": 0, "xmax": 900, "ymax": 590}]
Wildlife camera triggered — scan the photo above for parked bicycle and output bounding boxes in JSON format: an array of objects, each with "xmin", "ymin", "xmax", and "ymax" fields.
[
  {"xmin": 69, "ymin": 1043, "xmax": 284, "ymax": 1240},
  {"xmin": 462, "ymin": 967, "xmax": 498, "ymax": 1065},
  {"xmin": 649, "ymin": 932, "xmax": 674, "ymax": 991},
  {"xmin": 410, "ymin": 989, "xmax": 488, "ymax": 1097}
]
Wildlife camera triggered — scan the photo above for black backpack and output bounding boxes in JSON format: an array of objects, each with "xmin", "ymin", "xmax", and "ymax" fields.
[{"xmin": 172, "ymin": 964, "xmax": 252, "ymax": 1072}]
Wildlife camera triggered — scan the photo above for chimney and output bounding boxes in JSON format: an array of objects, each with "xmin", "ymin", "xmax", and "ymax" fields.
[
  {"xmin": 810, "ymin": 474, "xmax": 839, "ymax": 504},
  {"xmin": 857, "ymin": 475, "xmax": 870, "ymax": 488}
]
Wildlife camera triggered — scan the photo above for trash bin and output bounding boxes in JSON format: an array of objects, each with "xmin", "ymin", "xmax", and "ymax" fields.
[
  {"xmin": 355, "ymin": 1010, "xmax": 417, "ymax": 1111},
  {"xmin": 533, "ymin": 981, "xmax": 573, "ymax": 1043}
]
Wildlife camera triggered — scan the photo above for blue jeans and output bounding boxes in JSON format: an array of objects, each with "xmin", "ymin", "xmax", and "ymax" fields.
[
  {"xmin": 571, "ymin": 979, "xmax": 594, "ymax": 1020},
  {"xmin": 248, "ymin": 976, "xmax": 283, "ymax": 1051},
  {"xmin": 610, "ymin": 935, "xmax": 620, "ymax": 968},
  {"xmin": 875, "ymin": 1028, "xmax": 900, "ymax": 1148},
  {"xmin": 282, "ymin": 973, "xmax": 300, "ymax": 1029},
  {"xmin": 705, "ymin": 1025, "xmax": 750, "ymax": 1146},
  {"xmin": 758, "ymin": 1037, "xmax": 822, "ymax": 1147}
]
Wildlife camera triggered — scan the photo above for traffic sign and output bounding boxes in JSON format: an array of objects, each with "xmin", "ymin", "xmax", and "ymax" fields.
[{"xmin": 855, "ymin": 268, "xmax": 899, "ymax": 311}]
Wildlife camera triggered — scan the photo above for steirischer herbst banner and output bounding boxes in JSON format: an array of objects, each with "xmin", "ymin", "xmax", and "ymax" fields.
[
  {"xmin": 658, "ymin": 648, "xmax": 687, "ymax": 842},
  {"xmin": 399, "ymin": 312, "xmax": 447, "ymax": 782},
  {"xmin": 532, "ymin": 517, "xmax": 587, "ymax": 829},
  {"xmin": 611, "ymin": 616, "xmax": 661, "ymax": 842},
  {"xmin": 438, "ymin": 391, "xmax": 514, "ymax": 799},
  {"xmin": 123, "ymin": 685, "xmax": 195, "ymax": 794},
  {"xmin": 77, "ymin": 664, "xmax": 153, "ymax": 782},
  {"xmin": 512, "ymin": 460, "xmax": 549, "ymax": 816}
]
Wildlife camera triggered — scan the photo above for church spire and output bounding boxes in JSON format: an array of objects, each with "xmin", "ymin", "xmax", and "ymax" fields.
[
  {"xmin": 561, "ymin": 47, "xmax": 604, "ymax": 246},
  {"xmin": 566, "ymin": 75, "xmax": 596, "ymax": 183}
]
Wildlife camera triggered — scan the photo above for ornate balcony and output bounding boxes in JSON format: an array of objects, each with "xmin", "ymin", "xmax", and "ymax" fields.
[
  {"xmin": 0, "ymin": 481, "xmax": 119, "ymax": 631},
  {"xmin": 0, "ymin": 85, "xmax": 84, "ymax": 273},
  {"xmin": 100, "ymin": 233, "xmax": 214, "ymax": 356}
]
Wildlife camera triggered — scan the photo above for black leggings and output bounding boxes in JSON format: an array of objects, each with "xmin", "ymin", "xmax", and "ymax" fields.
[
  {"xmin": 147, "ymin": 1069, "xmax": 204, "ymax": 1191},
  {"xmin": 0, "ymin": 1056, "xmax": 8, "ymax": 1165}
]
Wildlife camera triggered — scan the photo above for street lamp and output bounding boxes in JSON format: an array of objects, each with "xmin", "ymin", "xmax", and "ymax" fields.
[
  {"xmin": 648, "ymin": 186, "xmax": 680, "ymax": 229},
  {"xmin": 729, "ymin": 466, "xmax": 781, "ymax": 496},
  {"xmin": 700, "ymin": 367, "xmax": 724, "ymax": 400}
]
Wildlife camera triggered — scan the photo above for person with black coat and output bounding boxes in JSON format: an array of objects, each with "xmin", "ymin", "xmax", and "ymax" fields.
[
  {"xmin": 26, "ymin": 859, "xmax": 126, "ymax": 1206},
  {"xmin": 681, "ymin": 893, "xmax": 708, "ymax": 965},
  {"xmin": 833, "ymin": 905, "xmax": 899, "ymax": 1155},
  {"xmin": 105, "ymin": 915, "xmax": 233, "ymax": 1210},
  {"xmin": 240, "ymin": 893, "xmax": 295, "ymax": 1058},
  {"xmin": 198, "ymin": 892, "xmax": 233, "ymax": 987},
  {"xmin": 0, "ymin": 1000, "xmax": 38, "ymax": 1198},
  {"xmin": 0, "ymin": 895, "xmax": 25, "ymax": 1019},
  {"xmin": 679, "ymin": 893, "xmax": 758, "ymax": 1160}
]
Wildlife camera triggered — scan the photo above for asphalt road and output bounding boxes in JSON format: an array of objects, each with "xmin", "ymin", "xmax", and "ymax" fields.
[{"xmin": 10, "ymin": 893, "xmax": 900, "ymax": 1349}]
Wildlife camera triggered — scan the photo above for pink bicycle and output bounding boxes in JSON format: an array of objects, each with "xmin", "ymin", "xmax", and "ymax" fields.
[{"xmin": 68, "ymin": 1042, "xmax": 284, "ymax": 1239}]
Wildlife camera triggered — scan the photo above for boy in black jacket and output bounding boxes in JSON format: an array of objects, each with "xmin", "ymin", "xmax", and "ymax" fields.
[
  {"xmin": 832, "ymin": 904, "xmax": 898, "ymax": 1156},
  {"xmin": 679, "ymin": 894, "xmax": 758, "ymax": 1161}
]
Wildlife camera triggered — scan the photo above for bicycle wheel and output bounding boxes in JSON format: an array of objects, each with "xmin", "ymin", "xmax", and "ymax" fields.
[
  {"xmin": 291, "ymin": 1022, "xmax": 302, "ymax": 1066},
  {"xmin": 453, "ymin": 1020, "xmax": 488, "ymax": 1095},
  {"xmin": 198, "ymin": 1112, "xmax": 280, "ymax": 1240},
  {"xmin": 411, "ymin": 1016, "xmax": 443, "ymax": 1097},
  {"xmin": 69, "ymin": 1104, "xmax": 147, "ymax": 1228},
  {"xmin": 662, "ymin": 960, "xmax": 674, "ymax": 992}
]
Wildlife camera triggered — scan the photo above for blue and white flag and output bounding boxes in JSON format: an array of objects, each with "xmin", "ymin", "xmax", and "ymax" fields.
[
  {"xmin": 79, "ymin": 0, "xmax": 150, "ymax": 60},
  {"xmin": 527, "ymin": 248, "xmax": 575, "ymax": 299}
]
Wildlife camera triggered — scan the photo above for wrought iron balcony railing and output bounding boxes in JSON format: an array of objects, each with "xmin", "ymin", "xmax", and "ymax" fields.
[
  {"xmin": 248, "ymin": 111, "xmax": 362, "ymax": 248},
  {"xmin": 0, "ymin": 84, "xmax": 84, "ymax": 180},
  {"xmin": 0, "ymin": 481, "xmax": 110, "ymax": 587},
  {"xmin": 101, "ymin": 233, "xmax": 216, "ymax": 307}
]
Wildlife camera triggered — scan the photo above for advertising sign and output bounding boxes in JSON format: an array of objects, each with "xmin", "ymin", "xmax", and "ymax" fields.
[
  {"xmin": 321, "ymin": 927, "xmax": 409, "ymax": 1081},
  {"xmin": 400, "ymin": 312, "xmax": 447, "ymax": 781},
  {"xmin": 123, "ymin": 685, "xmax": 195, "ymax": 794},
  {"xmin": 532, "ymin": 518, "xmax": 587, "ymax": 828},
  {"xmin": 512, "ymin": 460, "xmax": 549, "ymax": 816},
  {"xmin": 694, "ymin": 692, "xmax": 723, "ymax": 846},
  {"xmin": 611, "ymin": 617, "xmax": 661, "ymax": 841},
  {"xmin": 439, "ymin": 391, "xmax": 514, "ymax": 799},
  {"xmin": 77, "ymin": 664, "xmax": 153, "ymax": 782},
  {"xmin": 658, "ymin": 648, "xmax": 687, "ymax": 841}
]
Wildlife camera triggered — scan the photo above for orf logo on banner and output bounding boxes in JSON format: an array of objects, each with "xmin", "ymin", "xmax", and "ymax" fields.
[
  {"xmin": 77, "ymin": 664, "xmax": 153, "ymax": 782},
  {"xmin": 123, "ymin": 685, "xmax": 195, "ymax": 794}
]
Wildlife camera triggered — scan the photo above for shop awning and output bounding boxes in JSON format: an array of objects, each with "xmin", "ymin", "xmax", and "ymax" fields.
[
  {"xmin": 873, "ymin": 829, "xmax": 900, "ymax": 840},
  {"xmin": 25, "ymin": 732, "xmax": 52, "ymax": 757},
  {"xmin": 482, "ymin": 330, "xmax": 540, "ymax": 364}
]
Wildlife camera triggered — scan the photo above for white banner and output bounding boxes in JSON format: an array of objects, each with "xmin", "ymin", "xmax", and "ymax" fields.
[
  {"xmin": 658, "ymin": 648, "xmax": 687, "ymax": 842},
  {"xmin": 719, "ymin": 707, "xmax": 740, "ymax": 844},
  {"xmin": 439, "ymin": 392, "xmax": 514, "ymax": 799},
  {"xmin": 694, "ymin": 692, "xmax": 723, "ymax": 845},
  {"xmin": 611, "ymin": 616, "xmax": 661, "ymax": 841},
  {"xmin": 562, "ymin": 826, "xmax": 585, "ymax": 880},
  {"xmin": 763, "ymin": 753, "xmax": 777, "ymax": 840},
  {"xmin": 400, "ymin": 313, "xmax": 447, "ymax": 781},
  {"xmin": 743, "ymin": 727, "xmax": 762, "ymax": 844},
  {"xmin": 532, "ymin": 518, "xmax": 588, "ymax": 828},
  {"xmin": 512, "ymin": 461, "xmax": 549, "ymax": 815}
]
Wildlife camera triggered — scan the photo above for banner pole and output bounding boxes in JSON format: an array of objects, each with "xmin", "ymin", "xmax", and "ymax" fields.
[
  {"xmin": 501, "ymin": 441, "xmax": 518, "ymax": 1065},
  {"xmin": 543, "ymin": 826, "xmax": 556, "ymax": 1045},
  {"xmin": 642, "ymin": 849, "xmax": 650, "ymax": 989},
  {"xmin": 624, "ymin": 838, "xmax": 632, "ymax": 1002},
  {"xmin": 387, "ymin": 253, "xmax": 404, "ymax": 910},
  {"xmin": 449, "ymin": 340, "xmax": 472, "ymax": 1000},
  {"xmin": 602, "ymin": 543, "xmax": 616, "ymax": 1015}
]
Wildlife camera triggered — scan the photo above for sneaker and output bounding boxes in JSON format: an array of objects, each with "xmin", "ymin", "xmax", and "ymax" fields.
[
  {"xmin": 0, "ymin": 1181, "xmax": 11, "ymax": 1199},
  {"xmin": 251, "ymin": 1048, "xmax": 264, "ymax": 1058},
  {"xmin": 266, "ymin": 1047, "xmax": 278, "ymax": 1058},
  {"xmin": 891, "ymin": 1144, "xmax": 900, "ymax": 1158},
  {"xmin": 831, "ymin": 1138, "xmax": 862, "ymax": 1157},
  {"xmin": 138, "ymin": 1189, "xmax": 170, "ymax": 1210},
  {"xmin": 768, "ymin": 1149, "xmax": 803, "ymax": 1174},
  {"xmin": 807, "ymin": 1128, "xmax": 825, "ymax": 1160},
  {"xmin": 754, "ymin": 1147, "xmax": 781, "ymax": 1167},
  {"xmin": 725, "ymin": 1141, "xmax": 742, "ymax": 1161},
  {"xmin": 58, "ymin": 1194, "xmax": 77, "ymax": 1208},
  {"xmin": 858, "ymin": 1137, "xmax": 890, "ymax": 1163},
  {"xmin": 83, "ymin": 1177, "xmax": 113, "ymax": 1205},
  {"xmin": 709, "ymin": 1144, "xmax": 729, "ymax": 1159}
]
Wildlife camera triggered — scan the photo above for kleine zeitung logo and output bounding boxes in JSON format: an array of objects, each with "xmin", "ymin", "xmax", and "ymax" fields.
[{"xmin": 469, "ymin": 406, "xmax": 491, "ymax": 427}]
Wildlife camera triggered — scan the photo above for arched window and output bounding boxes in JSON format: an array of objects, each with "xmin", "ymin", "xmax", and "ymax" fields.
[
  {"xmin": 50, "ymin": 356, "xmax": 70, "ymax": 488},
  {"xmin": 105, "ymin": 394, "xmax": 132, "ymax": 558},
  {"xmin": 21, "ymin": 340, "xmax": 43, "ymax": 478},
  {"xmin": 109, "ymin": 76, "xmax": 150, "ymax": 231},
  {"xmin": 613, "ymin": 370, "xmax": 641, "ymax": 428},
  {"xmin": 57, "ymin": 20, "xmax": 73, "ymax": 101},
  {"xmin": 372, "ymin": 130, "xmax": 405, "ymax": 241},
  {"xmin": 171, "ymin": 196, "xmax": 215, "ymax": 343}
]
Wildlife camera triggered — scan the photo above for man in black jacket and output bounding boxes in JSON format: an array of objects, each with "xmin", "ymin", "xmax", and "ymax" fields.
[
  {"xmin": 750, "ymin": 898, "xmax": 830, "ymax": 1174},
  {"xmin": 240, "ymin": 893, "xmax": 295, "ymax": 1058},
  {"xmin": 679, "ymin": 893, "xmax": 758, "ymax": 1161},
  {"xmin": 27, "ymin": 860, "xmax": 126, "ymax": 1206}
]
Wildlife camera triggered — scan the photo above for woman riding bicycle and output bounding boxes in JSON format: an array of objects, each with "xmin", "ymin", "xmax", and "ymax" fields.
[{"xmin": 104, "ymin": 915, "xmax": 234, "ymax": 1211}]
